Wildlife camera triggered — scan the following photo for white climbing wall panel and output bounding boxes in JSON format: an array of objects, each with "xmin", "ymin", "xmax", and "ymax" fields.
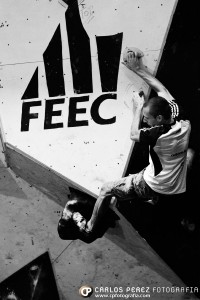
[{"xmin": 0, "ymin": 0, "xmax": 177, "ymax": 197}]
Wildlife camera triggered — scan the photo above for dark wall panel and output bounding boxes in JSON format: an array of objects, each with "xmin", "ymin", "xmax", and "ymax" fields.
[
  {"xmin": 96, "ymin": 33, "xmax": 123, "ymax": 92},
  {"xmin": 21, "ymin": 67, "xmax": 38, "ymax": 100},
  {"xmin": 43, "ymin": 25, "xmax": 65, "ymax": 97},
  {"xmin": 65, "ymin": 0, "xmax": 93, "ymax": 94}
]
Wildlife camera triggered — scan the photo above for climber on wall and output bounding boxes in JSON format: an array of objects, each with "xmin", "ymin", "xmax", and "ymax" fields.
[{"xmin": 62, "ymin": 47, "xmax": 193, "ymax": 237}]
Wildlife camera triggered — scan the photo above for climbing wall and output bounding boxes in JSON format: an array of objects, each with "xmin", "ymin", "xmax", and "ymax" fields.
[{"xmin": 0, "ymin": 0, "xmax": 178, "ymax": 197}]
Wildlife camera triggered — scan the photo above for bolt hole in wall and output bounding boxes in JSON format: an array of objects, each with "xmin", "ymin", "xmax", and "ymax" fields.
[{"xmin": 120, "ymin": 1, "xmax": 200, "ymax": 298}]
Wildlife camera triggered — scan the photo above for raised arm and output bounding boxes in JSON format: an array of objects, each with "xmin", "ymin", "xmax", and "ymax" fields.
[
  {"xmin": 123, "ymin": 47, "xmax": 174, "ymax": 101},
  {"xmin": 129, "ymin": 91, "xmax": 144, "ymax": 141}
]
